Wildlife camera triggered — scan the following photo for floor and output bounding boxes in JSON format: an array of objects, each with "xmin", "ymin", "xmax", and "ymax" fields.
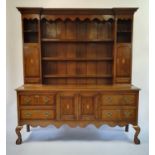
[{"xmin": 6, "ymin": 104, "xmax": 149, "ymax": 155}]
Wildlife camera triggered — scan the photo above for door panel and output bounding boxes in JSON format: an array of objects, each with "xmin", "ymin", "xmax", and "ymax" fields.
[
  {"xmin": 116, "ymin": 43, "xmax": 131, "ymax": 82},
  {"xmin": 24, "ymin": 43, "xmax": 40, "ymax": 83},
  {"xmin": 78, "ymin": 93, "xmax": 99, "ymax": 120},
  {"xmin": 56, "ymin": 93, "xmax": 78, "ymax": 120}
]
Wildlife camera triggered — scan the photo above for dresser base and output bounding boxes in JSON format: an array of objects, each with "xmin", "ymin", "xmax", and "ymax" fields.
[{"xmin": 15, "ymin": 84, "xmax": 140, "ymax": 144}]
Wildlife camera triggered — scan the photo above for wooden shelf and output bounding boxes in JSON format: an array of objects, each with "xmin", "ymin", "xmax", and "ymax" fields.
[
  {"xmin": 42, "ymin": 57, "xmax": 113, "ymax": 61},
  {"xmin": 24, "ymin": 30, "xmax": 38, "ymax": 33},
  {"xmin": 117, "ymin": 30, "xmax": 131, "ymax": 33},
  {"xmin": 43, "ymin": 74, "xmax": 112, "ymax": 78},
  {"xmin": 41, "ymin": 38, "xmax": 114, "ymax": 43}
]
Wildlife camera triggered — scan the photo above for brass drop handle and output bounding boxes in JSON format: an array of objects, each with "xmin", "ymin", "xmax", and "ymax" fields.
[
  {"xmin": 24, "ymin": 97, "xmax": 31, "ymax": 105},
  {"xmin": 106, "ymin": 96, "xmax": 112, "ymax": 102},
  {"xmin": 25, "ymin": 112, "xmax": 32, "ymax": 117},
  {"xmin": 122, "ymin": 96, "xmax": 130, "ymax": 104},
  {"xmin": 43, "ymin": 97, "xmax": 49, "ymax": 104},
  {"xmin": 44, "ymin": 112, "xmax": 50, "ymax": 117},
  {"xmin": 106, "ymin": 112, "xmax": 112, "ymax": 117},
  {"xmin": 124, "ymin": 111, "xmax": 131, "ymax": 117}
]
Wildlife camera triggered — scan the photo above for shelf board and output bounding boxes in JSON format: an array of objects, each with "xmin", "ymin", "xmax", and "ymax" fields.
[
  {"xmin": 117, "ymin": 31, "xmax": 131, "ymax": 33},
  {"xmin": 41, "ymin": 38, "xmax": 114, "ymax": 43},
  {"xmin": 42, "ymin": 57, "xmax": 113, "ymax": 61},
  {"xmin": 43, "ymin": 74, "xmax": 112, "ymax": 78},
  {"xmin": 24, "ymin": 30, "xmax": 38, "ymax": 33}
]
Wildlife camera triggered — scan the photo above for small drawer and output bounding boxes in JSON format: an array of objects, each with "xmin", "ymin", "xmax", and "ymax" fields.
[
  {"xmin": 20, "ymin": 95, "xmax": 35, "ymax": 105},
  {"xmin": 20, "ymin": 110, "xmax": 55, "ymax": 120},
  {"xmin": 101, "ymin": 94, "xmax": 136, "ymax": 106},
  {"xmin": 20, "ymin": 94, "xmax": 55, "ymax": 105},
  {"xmin": 101, "ymin": 109, "xmax": 136, "ymax": 121}
]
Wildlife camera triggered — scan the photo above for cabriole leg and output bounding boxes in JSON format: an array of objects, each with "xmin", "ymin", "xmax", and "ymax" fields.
[
  {"xmin": 133, "ymin": 125, "xmax": 141, "ymax": 144},
  {"xmin": 15, "ymin": 126, "xmax": 23, "ymax": 145}
]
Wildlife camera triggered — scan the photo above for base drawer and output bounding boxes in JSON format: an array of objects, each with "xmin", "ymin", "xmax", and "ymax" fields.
[
  {"xmin": 101, "ymin": 109, "xmax": 136, "ymax": 121},
  {"xmin": 20, "ymin": 110, "xmax": 56, "ymax": 120}
]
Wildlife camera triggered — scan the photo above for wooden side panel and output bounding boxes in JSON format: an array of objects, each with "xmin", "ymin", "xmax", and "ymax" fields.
[{"xmin": 24, "ymin": 43, "xmax": 41, "ymax": 83}]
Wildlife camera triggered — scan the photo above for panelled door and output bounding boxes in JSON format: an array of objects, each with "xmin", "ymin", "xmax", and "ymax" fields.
[
  {"xmin": 56, "ymin": 92, "xmax": 78, "ymax": 120},
  {"xmin": 56, "ymin": 92, "xmax": 99, "ymax": 121},
  {"xmin": 24, "ymin": 43, "xmax": 41, "ymax": 83},
  {"xmin": 78, "ymin": 93, "xmax": 99, "ymax": 120},
  {"xmin": 116, "ymin": 43, "xmax": 131, "ymax": 83}
]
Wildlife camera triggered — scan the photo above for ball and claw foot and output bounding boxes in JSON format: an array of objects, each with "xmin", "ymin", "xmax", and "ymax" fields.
[
  {"xmin": 15, "ymin": 126, "xmax": 23, "ymax": 145},
  {"xmin": 133, "ymin": 125, "xmax": 141, "ymax": 144}
]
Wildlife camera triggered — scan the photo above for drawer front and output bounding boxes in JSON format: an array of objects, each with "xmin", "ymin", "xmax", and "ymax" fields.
[
  {"xmin": 20, "ymin": 110, "xmax": 55, "ymax": 120},
  {"xmin": 20, "ymin": 94, "xmax": 55, "ymax": 105},
  {"xmin": 101, "ymin": 94, "xmax": 136, "ymax": 106},
  {"xmin": 101, "ymin": 109, "xmax": 136, "ymax": 121}
]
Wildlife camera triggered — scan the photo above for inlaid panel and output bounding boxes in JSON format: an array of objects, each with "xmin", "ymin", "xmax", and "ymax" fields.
[
  {"xmin": 57, "ymin": 93, "xmax": 78, "ymax": 120},
  {"xmin": 23, "ymin": 43, "xmax": 40, "ymax": 83},
  {"xmin": 78, "ymin": 93, "xmax": 99, "ymax": 120}
]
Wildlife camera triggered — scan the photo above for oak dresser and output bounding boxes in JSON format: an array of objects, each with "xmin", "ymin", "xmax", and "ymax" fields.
[{"xmin": 15, "ymin": 7, "xmax": 141, "ymax": 144}]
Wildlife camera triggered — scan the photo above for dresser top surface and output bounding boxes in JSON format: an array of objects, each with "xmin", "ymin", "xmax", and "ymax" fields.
[{"xmin": 16, "ymin": 84, "xmax": 140, "ymax": 92}]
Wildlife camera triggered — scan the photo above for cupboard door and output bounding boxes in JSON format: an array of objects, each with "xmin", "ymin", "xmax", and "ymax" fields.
[
  {"xmin": 24, "ymin": 43, "xmax": 41, "ymax": 83},
  {"xmin": 116, "ymin": 43, "xmax": 131, "ymax": 83},
  {"xmin": 56, "ymin": 93, "xmax": 78, "ymax": 120},
  {"xmin": 78, "ymin": 93, "xmax": 99, "ymax": 120}
]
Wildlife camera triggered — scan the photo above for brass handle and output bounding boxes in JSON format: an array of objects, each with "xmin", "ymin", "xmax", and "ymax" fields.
[
  {"xmin": 106, "ymin": 112, "xmax": 112, "ymax": 117},
  {"xmin": 25, "ymin": 112, "xmax": 32, "ymax": 117},
  {"xmin": 43, "ymin": 96, "xmax": 49, "ymax": 104},
  {"xmin": 124, "ymin": 111, "xmax": 131, "ymax": 117},
  {"xmin": 24, "ymin": 97, "xmax": 31, "ymax": 104},
  {"xmin": 44, "ymin": 112, "xmax": 50, "ymax": 117},
  {"xmin": 35, "ymin": 95, "xmax": 39, "ymax": 98},
  {"xmin": 105, "ymin": 96, "xmax": 112, "ymax": 102},
  {"xmin": 122, "ymin": 96, "xmax": 130, "ymax": 104}
]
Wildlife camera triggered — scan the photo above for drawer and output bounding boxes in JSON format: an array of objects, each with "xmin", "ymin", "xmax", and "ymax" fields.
[
  {"xmin": 101, "ymin": 94, "xmax": 136, "ymax": 106},
  {"xmin": 20, "ymin": 110, "xmax": 55, "ymax": 120},
  {"xmin": 101, "ymin": 109, "xmax": 136, "ymax": 121},
  {"xmin": 20, "ymin": 94, "xmax": 55, "ymax": 105}
]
